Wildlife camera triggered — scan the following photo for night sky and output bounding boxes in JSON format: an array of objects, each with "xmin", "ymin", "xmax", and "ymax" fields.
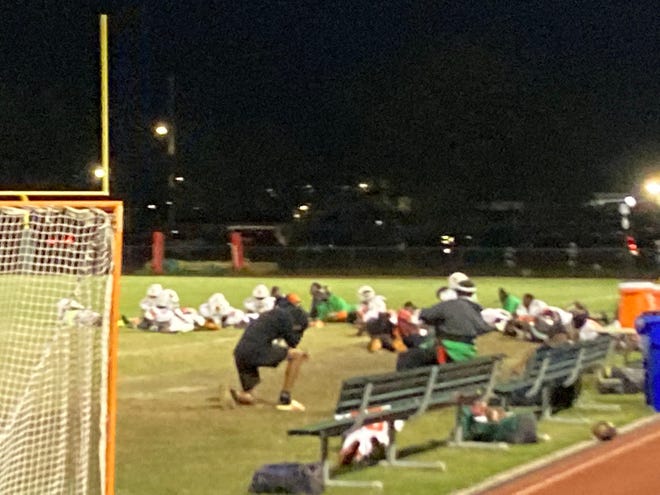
[{"xmin": 1, "ymin": 2, "xmax": 659, "ymax": 220}]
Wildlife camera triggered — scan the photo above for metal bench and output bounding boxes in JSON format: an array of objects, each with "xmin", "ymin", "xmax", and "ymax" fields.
[
  {"xmin": 495, "ymin": 334, "xmax": 615, "ymax": 421},
  {"xmin": 288, "ymin": 354, "xmax": 503, "ymax": 489}
]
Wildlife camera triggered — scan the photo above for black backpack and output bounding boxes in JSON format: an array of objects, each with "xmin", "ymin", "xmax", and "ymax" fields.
[{"xmin": 248, "ymin": 462, "xmax": 324, "ymax": 494}]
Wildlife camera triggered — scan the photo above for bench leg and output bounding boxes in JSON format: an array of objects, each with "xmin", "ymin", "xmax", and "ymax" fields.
[
  {"xmin": 575, "ymin": 390, "xmax": 622, "ymax": 412},
  {"xmin": 320, "ymin": 437, "xmax": 384, "ymax": 490},
  {"xmin": 539, "ymin": 388, "xmax": 602, "ymax": 424}
]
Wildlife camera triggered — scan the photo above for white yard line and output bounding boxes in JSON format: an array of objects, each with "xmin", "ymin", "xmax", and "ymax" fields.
[
  {"xmin": 119, "ymin": 336, "xmax": 235, "ymax": 357},
  {"xmin": 121, "ymin": 385, "xmax": 212, "ymax": 400}
]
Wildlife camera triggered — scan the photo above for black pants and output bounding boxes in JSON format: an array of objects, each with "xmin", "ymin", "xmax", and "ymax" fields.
[{"xmin": 396, "ymin": 347, "xmax": 437, "ymax": 371}]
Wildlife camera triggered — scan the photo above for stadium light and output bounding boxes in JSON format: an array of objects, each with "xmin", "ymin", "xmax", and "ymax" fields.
[
  {"xmin": 154, "ymin": 123, "xmax": 170, "ymax": 136},
  {"xmin": 644, "ymin": 177, "xmax": 660, "ymax": 203},
  {"xmin": 90, "ymin": 163, "xmax": 105, "ymax": 180}
]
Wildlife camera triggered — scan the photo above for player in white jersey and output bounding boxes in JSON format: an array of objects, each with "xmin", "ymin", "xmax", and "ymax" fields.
[
  {"xmin": 243, "ymin": 284, "xmax": 276, "ymax": 320},
  {"xmin": 199, "ymin": 292, "xmax": 248, "ymax": 328}
]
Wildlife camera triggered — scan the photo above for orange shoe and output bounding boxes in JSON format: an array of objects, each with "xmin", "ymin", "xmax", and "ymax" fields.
[{"xmin": 368, "ymin": 338, "xmax": 382, "ymax": 352}]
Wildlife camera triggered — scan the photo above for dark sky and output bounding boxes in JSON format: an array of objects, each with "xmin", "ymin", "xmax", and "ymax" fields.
[{"xmin": 1, "ymin": 2, "xmax": 659, "ymax": 214}]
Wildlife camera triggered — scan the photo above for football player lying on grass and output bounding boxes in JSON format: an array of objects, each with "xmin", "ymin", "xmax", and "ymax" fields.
[
  {"xmin": 338, "ymin": 416, "xmax": 405, "ymax": 466},
  {"xmin": 231, "ymin": 304, "xmax": 310, "ymax": 411},
  {"xmin": 198, "ymin": 292, "xmax": 248, "ymax": 329},
  {"xmin": 57, "ymin": 298, "xmax": 102, "ymax": 327}
]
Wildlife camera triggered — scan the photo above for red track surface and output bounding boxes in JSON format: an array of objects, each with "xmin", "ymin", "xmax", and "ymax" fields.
[{"xmin": 480, "ymin": 416, "xmax": 660, "ymax": 495}]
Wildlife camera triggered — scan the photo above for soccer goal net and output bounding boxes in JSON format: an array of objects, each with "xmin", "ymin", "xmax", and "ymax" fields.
[{"xmin": 0, "ymin": 201, "xmax": 122, "ymax": 495}]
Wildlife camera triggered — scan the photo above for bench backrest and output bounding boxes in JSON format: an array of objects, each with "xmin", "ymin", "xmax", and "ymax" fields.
[
  {"xmin": 580, "ymin": 334, "xmax": 614, "ymax": 371},
  {"xmin": 521, "ymin": 334, "xmax": 613, "ymax": 385},
  {"xmin": 334, "ymin": 355, "xmax": 501, "ymax": 418}
]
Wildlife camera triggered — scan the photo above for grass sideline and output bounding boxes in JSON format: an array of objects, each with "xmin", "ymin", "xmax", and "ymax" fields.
[{"xmin": 115, "ymin": 276, "xmax": 651, "ymax": 495}]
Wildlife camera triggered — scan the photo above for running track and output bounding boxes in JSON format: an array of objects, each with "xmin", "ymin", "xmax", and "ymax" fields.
[{"xmin": 468, "ymin": 415, "xmax": 660, "ymax": 495}]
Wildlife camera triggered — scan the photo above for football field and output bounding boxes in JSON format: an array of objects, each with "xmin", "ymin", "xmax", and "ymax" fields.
[{"xmin": 114, "ymin": 276, "xmax": 650, "ymax": 495}]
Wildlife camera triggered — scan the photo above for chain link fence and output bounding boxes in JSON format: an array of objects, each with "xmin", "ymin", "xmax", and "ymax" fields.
[{"xmin": 122, "ymin": 241, "xmax": 659, "ymax": 278}]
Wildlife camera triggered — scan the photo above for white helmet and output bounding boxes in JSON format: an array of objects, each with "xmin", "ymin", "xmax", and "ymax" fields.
[
  {"xmin": 437, "ymin": 287, "xmax": 458, "ymax": 302},
  {"xmin": 357, "ymin": 285, "xmax": 375, "ymax": 302},
  {"xmin": 252, "ymin": 284, "xmax": 269, "ymax": 300},
  {"xmin": 163, "ymin": 288, "xmax": 180, "ymax": 308},
  {"xmin": 209, "ymin": 293, "xmax": 228, "ymax": 313},
  {"xmin": 156, "ymin": 291, "xmax": 171, "ymax": 308},
  {"xmin": 448, "ymin": 272, "xmax": 468, "ymax": 290},
  {"xmin": 147, "ymin": 283, "xmax": 164, "ymax": 298}
]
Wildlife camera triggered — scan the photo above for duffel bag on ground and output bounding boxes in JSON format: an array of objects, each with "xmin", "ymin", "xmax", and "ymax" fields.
[{"xmin": 248, "ymin": 462, "xmax": 324, "ymax": 494}]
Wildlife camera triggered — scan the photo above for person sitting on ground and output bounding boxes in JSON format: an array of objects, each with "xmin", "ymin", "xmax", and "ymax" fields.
[
  {"xmin": 275, "ymin": 292, "xmax": 303, "ymax": 310},
  {"xmin": 503, "ymin": 307, "xmax": 569, "ymax": 344},
  {"xmin": 481, "ymin": 307, "xmax": 513, "ymax": 332},
  {"xmin": 354, "ymin": 285, "xmax": 402, "ymax": 352},
  {"xmin": 198, "ymin": 292, "xmax": 229, "ymax": 330},
  {"xmin": 397, "ymin": 277, "xmax": 494, "ymax": 370},
  {"xmin": 515, "ymin": 293, "xmax": 549, "ymax": 321},
  {"xmin": 199, "ymin": 292, "xmax": 248, "ymax": 329},
  {"xmin": 231, "ymin": 304, "xmax": 310, "ymax": 411},
  {"xmin": 308, "ymin": 282, "xmax": 326, "ymax": 327},
  {"xmin": 271, "ymin": 286, "xmax": 304, "ymax": 311},
  {"xmin": 313, "ymin": 286, "xmax": 356, "ymax": 324},
  {"xmin": 121, "ymin": 283, "xmax": 164, "ymax": 329},
  {"xmin": 460, "ymin": 399, "xmax": 541, "ymax": 445},
  {"xmin": 354, "ymin": 285, "xmax": 388, "ymax": 333},
  {"xmin": 568, "ymin": 304, "xmax": 606, "ymax": 341},
  {"xmin": 396, "ymin": 301, "xmax": 433, "ymax": 349},
  {"xmin": 498, "ymin": 288, "xmax": 521, "ymax": 314},
  {"xmin": 243, "ymin": 284, "xmax": 276, "ymax": 320},
  {"xmin": 419, "ymin": 277, "xmax": 493, "ymax": 362},
  {"xmin": 146, "ymin": 289, "xmax": 205, "ymax": 333},
  {"xmin": 270, "ymin": 286, "xmax": 286, "ymax": 306}
]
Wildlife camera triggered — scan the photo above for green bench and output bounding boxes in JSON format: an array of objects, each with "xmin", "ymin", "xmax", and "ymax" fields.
[
  {"xmin": 288, "ymin": 354, "xmax": 503, "ymax": 489},
  {"xmin": 495, "ymin": 334, "xmax": 615, "ymax": 420}
]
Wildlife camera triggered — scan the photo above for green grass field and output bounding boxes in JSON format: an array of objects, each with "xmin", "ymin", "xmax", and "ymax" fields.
[{"xmin": 114, "ymin": 276, "xmax": 651, "ymax": 495}]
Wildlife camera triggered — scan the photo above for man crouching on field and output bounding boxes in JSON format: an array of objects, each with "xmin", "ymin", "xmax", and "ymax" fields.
[{"xmin": 231, "ymin": 304, "xmax": 310, "ymax": 411}]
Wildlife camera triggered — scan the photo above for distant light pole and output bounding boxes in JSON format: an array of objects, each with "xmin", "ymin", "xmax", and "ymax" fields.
[{"xmin": 152, "ymin": 75, "xmax": 177, "ymax": 233}]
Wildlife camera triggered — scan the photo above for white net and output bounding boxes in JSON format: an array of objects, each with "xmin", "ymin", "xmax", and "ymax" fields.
[{"xmin": 0, "ymin": 206, "xmax": 116, "ymax": 495}]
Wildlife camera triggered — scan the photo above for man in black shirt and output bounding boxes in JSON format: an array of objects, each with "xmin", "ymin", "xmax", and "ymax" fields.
[{"xmin": 231, "ymin": 305, "xmax": 309, "ymax": 410}]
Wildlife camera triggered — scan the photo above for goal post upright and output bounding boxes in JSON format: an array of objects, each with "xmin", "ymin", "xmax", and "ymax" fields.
[
  {"xmin": 0, "ymin": 13, "xmax": 110, "ymax": 199},
  {"xmin": 100, "ymin": 14, "xmax": 110, "ymax": 196}
]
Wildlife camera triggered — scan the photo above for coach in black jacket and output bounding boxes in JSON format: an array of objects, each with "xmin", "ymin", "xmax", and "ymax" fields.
[{"xmin": 231, "ymin": 305, "xmax": 309, "ymax": 410}]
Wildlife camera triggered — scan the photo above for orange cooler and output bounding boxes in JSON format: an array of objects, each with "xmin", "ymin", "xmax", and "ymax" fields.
[{"xmin": 618, "ymin": 282, "xmax": 657, "ymax": 329}]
